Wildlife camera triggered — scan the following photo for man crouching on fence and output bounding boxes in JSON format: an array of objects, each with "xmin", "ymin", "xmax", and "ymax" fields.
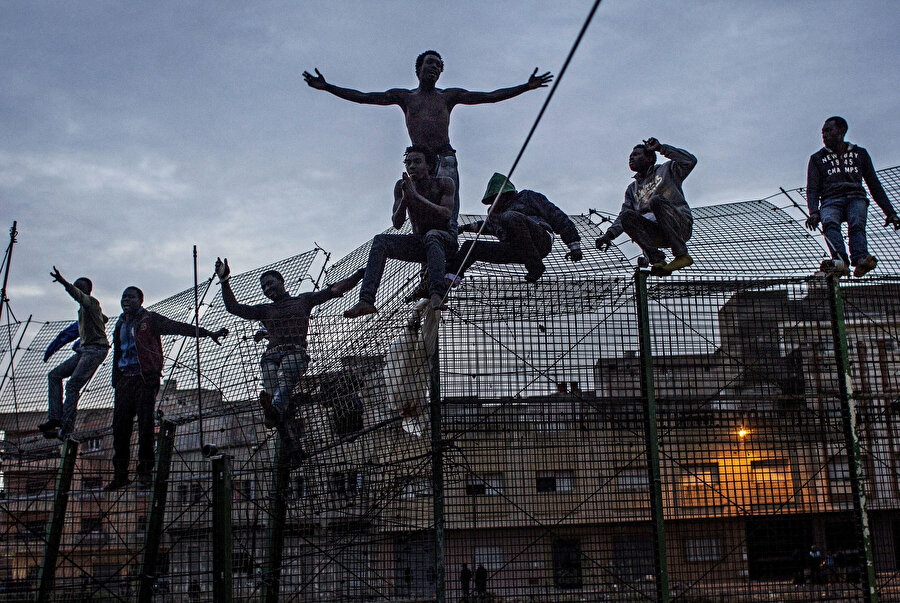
[
  {"xmin": 215, "ymin": 258, "xmax": 363, "ymax": 446},
  {"xmin": 344, "ymin": 145, "xmax": 457, "ymax": 318}
]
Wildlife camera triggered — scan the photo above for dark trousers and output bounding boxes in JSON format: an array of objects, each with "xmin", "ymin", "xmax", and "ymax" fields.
[
  {"xmin": 360, "ymin": 230, "xmax": 458, "ymax": 304},
  {"xmin": 456, "ymin": 211, "xmax": 552, "ymax": 276},
  {"xmin": 620, "ymin": 197, "xmax": 692, "ymax": 262},
  {"xmin": 112, "ymin": 374, "xmax": 160, "ymax": 479}
]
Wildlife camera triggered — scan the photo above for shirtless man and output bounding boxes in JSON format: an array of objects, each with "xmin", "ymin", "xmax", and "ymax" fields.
[{"xmin": 303, "ymin": 51, "xmax": 552, "ymax": 232}]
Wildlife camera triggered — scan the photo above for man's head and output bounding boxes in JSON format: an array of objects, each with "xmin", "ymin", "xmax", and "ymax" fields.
[
  {"xmin": 481, "ymin": 173, "xmax": 516, "ymax": 205},
  {"xmin": 73, "ymin": 277, "xmax": 92, "ymax": 295},
  {"xmin": 260, "ymin": 270, "xmax": 287, "ymax": 301},
  {"xmin": 629, "ymin": 144, "xmax": 656, "ymax": 174},
  {"xmin": 404, "ymin": 145, "xmax": 435, "ymax": 181},
  {"xmin": 121, "ymin": 286, "xmax": 143, "ymax": 314},
  {"xmin": 822, "ymin": 116, "xmax": 848, "ymax": 150},
  {"xmin": 415, "ymin": 50, "xmax": 443, "ymax": 84}
]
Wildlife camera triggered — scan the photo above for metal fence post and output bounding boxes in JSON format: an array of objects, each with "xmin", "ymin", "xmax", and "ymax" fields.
[
  {"xmin": 429, "ymin": 319, "xmax": 446, "ymax": 603},
  {"xmin": 35, "ymin": 438, "xmax": 78, "ymax": 602},
  {"xmin": 827, "ymin": 276, "xmax": 879, "ymax": 602},
  {"xmin": 212, "ymin": 454, "xmax": 234, "ymax": 602},
  {"xmin": 634, "ymin": 270, "xmax": 670, "ymax": 603},
  {"xmin": 261, "ymin": 437, "xmax": 290, "ymax": 603},
  {"xmin": 139, "ymin": 419, "xmax": 177, "ymax": 602}
]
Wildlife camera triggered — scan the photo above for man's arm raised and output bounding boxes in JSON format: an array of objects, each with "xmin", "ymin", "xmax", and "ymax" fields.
[
  {"xmin": 302, "ymin": 68, "xmax": 406, "ymax": 106},
  {"xmin": 448, "ymin": 68, "xmax": 552, "ymax": 106}
]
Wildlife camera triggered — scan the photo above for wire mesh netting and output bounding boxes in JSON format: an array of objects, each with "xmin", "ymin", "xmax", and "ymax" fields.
[{"xmin": 0, "ymin": 167, "xmax": 899, "ymax": 601}]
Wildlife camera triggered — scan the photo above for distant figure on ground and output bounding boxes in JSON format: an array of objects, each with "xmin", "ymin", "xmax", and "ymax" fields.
[
  {"xmin": 215, "ymin": 258, "xmax": 363, "ymax": 449},
  {"xmin": 804, "ymin": 116, "xmax": 899, "ymax": 277},
  {"xmin": 105, "ymin": 286, "xmax": 228, "ymax": 491},
  {"xmin": 453, "ymin": 173, "xmax": 582, "ymax": 282},
  {"xmin": 39, "ymin": 268, "xmax": 109, "ymax": 440},
  {"xmin": 596, "ymin": 138, "xmax": 698, "ymax": 275},
  {"xmin": 344, "ymin": 145, "xmax": 457, "ymax": 318},
  {"xmin": 474, "ymin": 563, "xmax": 488, "ymax": 597},
  {"xmin": 303, "ymin": 50, "xmax": 552, "ymax": 234},
  {"xmin": 460, "ymin": 563, "xmax": 473, "ymax": 599}
]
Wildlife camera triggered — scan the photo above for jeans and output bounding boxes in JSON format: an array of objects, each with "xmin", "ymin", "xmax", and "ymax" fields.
[
  {"xmin": 820, "ymin": 196, "xmax": 868, "ymax": 265},
  {"xmin": 455, "ymin": 211, "xmax": 553, "ymax": 276},
  {"xmin": 620, "ymin": 196, "xmax": 692, "ymax": 262},
  {"xmin": 436, "ymin": 153, "xmax": 460, "ymax": 238},
  {"xmin": 112, "ymin": 374, "xmax": 160, "ymax": 479},
  {"xmin": 360, "ymin": 230, "xmax": 458, "ymax": 304},
  {"xmin": 47, "ymin": 344, "xmax": 108, "ymax": 437},
  {"xmin": 261, "ymin": 347, "xmax": 310, "ymax": 454}
]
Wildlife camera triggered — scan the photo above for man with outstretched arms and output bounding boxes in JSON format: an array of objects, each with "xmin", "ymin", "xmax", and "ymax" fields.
[
  {"xmin": 39, "ymin": 268, "xmax": 109, "ymax": 440},
  {"xmin": 596, "ymin": 138, "xmax": 697, "ymax": 276},
  {"xmin": 804, "ymin": 116, "xmax": 899, "ymax": 277},
  {"xmin": 454, "ymin": 173, "xmax": 582, "ymax": 282},
  {"xmin": 106, "ymin": 286, "xmax": 228, "ymax": 491},
  {"xmin": 303, "ymin": 51, "xmax": 552, "ymax": 233},
  {"xmin": 215, "ymin": 258, "xmax": 364, "ymax": 437},
  {"xmin": 345, "ymin": 145, "xmax": 457, "ymax": 318}
]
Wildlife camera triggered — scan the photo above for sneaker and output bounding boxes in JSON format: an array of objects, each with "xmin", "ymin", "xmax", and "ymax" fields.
[
  {"xmin": 853, "ymin": 255, "xmax": 877, "ymax": 278},
  {"xmin": 821, "ymin": 258, "xmax": 850, "ymax": 277},
  {"xmin": 103, "ymin": 476, "xmax": 131, "ymax": 492},
  {"xmin": 664, "ymin": 254, "xmax": 693, "ymax": 272},
  {"xmin": 136, "ymin": 474, "xmax": 153, "ymax": 490},
  {"xmin": 524, "ymin": 262, "xmax": 545, "ymax": 283},
  {"xmin": 38, "ymin": 418, "xmax": 61, "ymax": 433},
  {"xmin": 259, "ymin": 391, "xmax": 278, "ymax": 429},
  {"xmin": 649, "ymin": 261, "xmax": 671, "ymax": 277},
  {"xmin": 42, "ymin": 427, "xmax": 62, "ymax": 440},
  {"xmin": 343, "ymin": 301, "xmax": 378, "ymax": 319}
]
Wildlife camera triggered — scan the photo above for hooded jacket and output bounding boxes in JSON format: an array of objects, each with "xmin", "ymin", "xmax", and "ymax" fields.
[
  {"xmin": 467, "ymin": 190, "xmax": 581, "ymax": 246},
  {"xmin": 806, "ymin": 144, "xmax": 895, "ymax": 217}
]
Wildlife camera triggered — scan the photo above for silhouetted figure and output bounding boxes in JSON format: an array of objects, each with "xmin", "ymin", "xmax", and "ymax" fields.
[
  {"xmin": 303, "ymin": 51, "xmax": 552, "ymax": 235},
  {"xmin": 216, "ymin": 258, "xmax": 363, "ymax": 456},
  {"xmin": 454, "ymin": 173, "xmax": 582, "ymax": 283},
  {"xmin": 188, "ymin": 579, "xmax": 201, "ymax": 602},
  {"xmin": 105, "ymin": 286, "xmax": 228, "ymax": 491},
  {"xmin": 808, "ymin": 544, "xmax": 823, "ymax": 585},
  {"xmin": 460, "ymin": 563, "xmax": 472, "ymax": 599},
  {"xmin": 39, "ymin": 269, "xmax": 109, "ymax": 440},
  {"xmin": 805, "ymin": 116, "xmax": 899, "ymax": 277},
  {"xmin": 345, "ymin": 145, "xmax": 457, "ymax": 318},
  {"xmin": 474, "ymin": 564, "xmax": 488, "ymax": 597},
  {"xmin": 596, "ymin": 138, "xmax": 697, "ymax": 275}
]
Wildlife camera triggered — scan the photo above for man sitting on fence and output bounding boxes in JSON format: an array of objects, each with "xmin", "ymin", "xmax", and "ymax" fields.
[
  {"xmin": 106, "ymin": 286, "xmax": 228, "ymax": 491},
  {"xmin": 39, "ymin": 268, "xmax": 109, "ymax": 440},
  {"xmin": 216, "ymin": 258, "xmax": 364, "ymax": 438},
  {"xmin": 344, "ymin": 145, "xmax": 457, "ymax": 318},
  {"xmin": 804, "ymin": 116, "xmax": 899, "ymax": 277},
  {"xmin": 596, "ymin": 138, "xmax": 697, "ymax": 275},
  {"xmin": 452, "ymin": 173, "xmax": 582, "ymax": 283}
]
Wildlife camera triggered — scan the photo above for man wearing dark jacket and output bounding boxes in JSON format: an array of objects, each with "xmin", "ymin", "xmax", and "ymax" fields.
[
  {"xmin": 39, "ymin": 268, "xmax": 109, "ymax": 440},
  {"xmin": 105, "ymin": 286, "xmax": 228, "ymax": 491},
  {"xmin": 454, "ymin": 173, "xmax": 582, "ymax": 282},
  {"xmin": 804, "ymin": 116, "xmax": 899, "ymax": 277},
  {"xmin": 596, "ymin": 138, "xmax": 697, "ymax": 275}
]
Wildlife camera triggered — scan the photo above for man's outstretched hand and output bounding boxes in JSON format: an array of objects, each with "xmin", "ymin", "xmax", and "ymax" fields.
[
  {"xmin": 209, "ymin": 328, "xmax": 229, "ymax": 345},
  {"xmin": 805, "ymin": 212, "xmax": 821, "ymax": 231},
  {"xmin": 303, "ymin": 68, "xmax": 327, "ymax": 90},
  {"xmin": 885, "ymin": 214, "xmax": 900, "ymax": 231},
  {"xmin": 215, "ymin": 257, "xmax": 231, "ymax": 283},
  {"xmin": 50, "ymin": 266, "xmax": 66, "ymax": 285},
  {"xmin": 528, "ymin": 68, "xmax": 553, "ymax": 89},
  {"xmin": 642, "ymin": 138, "xmax": 662, "ymax": 153}
]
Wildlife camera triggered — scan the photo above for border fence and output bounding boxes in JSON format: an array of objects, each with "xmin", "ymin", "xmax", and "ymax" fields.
[{"xmin": 1, "ymin": 168, "xmax": 900, "ymax": 601}]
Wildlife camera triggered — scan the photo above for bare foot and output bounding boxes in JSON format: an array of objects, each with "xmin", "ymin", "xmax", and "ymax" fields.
[{"xmin": 344, "ymin": 300, "xmax": 378, "ymax": 318}]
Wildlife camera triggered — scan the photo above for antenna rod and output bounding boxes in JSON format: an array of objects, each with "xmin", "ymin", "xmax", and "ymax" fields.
[{"xmin": 193, "ymin": 245, "xmax": 205, "ymax": 449}]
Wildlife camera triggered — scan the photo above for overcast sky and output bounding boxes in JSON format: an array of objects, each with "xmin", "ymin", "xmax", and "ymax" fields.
[{"xmin": 2, "ymin": 0, "xmax": 899, "ymax": 321}]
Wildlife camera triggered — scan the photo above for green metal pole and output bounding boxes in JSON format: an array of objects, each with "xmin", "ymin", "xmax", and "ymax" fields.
[
  {"xmin": 35, "ymin": 438, "xmax": 79, "ymax": 602},
  {"xmin": 261, "ymin": 436, "xmax": 290, "ymax": 603},
  {"xmin": 429, "ymin": 325, "xmax": 446, "ymax": 603},
  {"xmin": 634, "ymin": 270, "xmax": 670, "ymax": 603},
  {"xmin": 212, "ymin": 454, "xmax": 234, "ymax": 602},
  {"xmin": 138, "ymin": 419, "xmax": 177, "ymax": 602},
  {"xmin": 827, "ymin": 276, "xmax": 878, "ymax": 602}
]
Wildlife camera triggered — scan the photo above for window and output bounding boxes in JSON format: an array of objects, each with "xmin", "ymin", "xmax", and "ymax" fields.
[
  {"xmin": 474, "ymin": 546, "xmax": 503, "ymax": 570},
  {"xmin": 615, "ymin": 468, "xmax": 648, "ymax": 491},
  {"xmin": 84, "ymin": 437, "xmax": 103, "ymax": 452},
  {"xmin": 25, "ymin": 475, "xmax": 51, "ymax": 495},
  {"xmin": 678, "ymin": 463, "xmax": 722, "ymax": 507},
  {"xmin": 552, "ymin": 539, "xmax": 583, "ymax": 588},
  {"xmin": 465, "ymin": 473, "xmax": 504, "ymax": 496},
  {"xmin": 82, "ymin": 477, "xmax": 102, "ymax": 491},
  {"xmin": 79, "ymin": 516, "xmax": 102, "ymax": 534},
  {"xmin": 177, "ymin": 484, "xmax": 188, "ymax": 503},
  {"xmin": 234, "ymin": 479, "xmax": 255, "ymax": 501},
  {"xmin": 681, "ymin": 464, "xmax": 720, "ymax": 487},
  {"xmin": 294, "ymin": 475, "xmax": 306, "ymax": 499},
  {"xmin": 330, "ymin": 471, "xmax": 362, "ymax": 498},
  {"xmin": 401, "ymin": 477, "xmax": 433, "ymax": 499},
  {"xmin": 233, "ymin": 550, "xmax": 253, "ymax": 576},
  {"xmin": 685, "ymin": 538, "xmax": 722, "ymax": 562},
  {"xmin": 191, "ymin": 481, "xmax": 203, "ymax": 503},
  {"xmin": 827, "ymin": 459, "xmax": 852, "ymax": 503},
  {"xmin": 536, "ymin": 470, "xmax": 574, "ymax": 493}
]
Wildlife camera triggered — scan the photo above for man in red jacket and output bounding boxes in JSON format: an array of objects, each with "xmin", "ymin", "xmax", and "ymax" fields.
[{"xmin": 105, "ymin": 286, "xmax": 228, "ymax": 491}]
